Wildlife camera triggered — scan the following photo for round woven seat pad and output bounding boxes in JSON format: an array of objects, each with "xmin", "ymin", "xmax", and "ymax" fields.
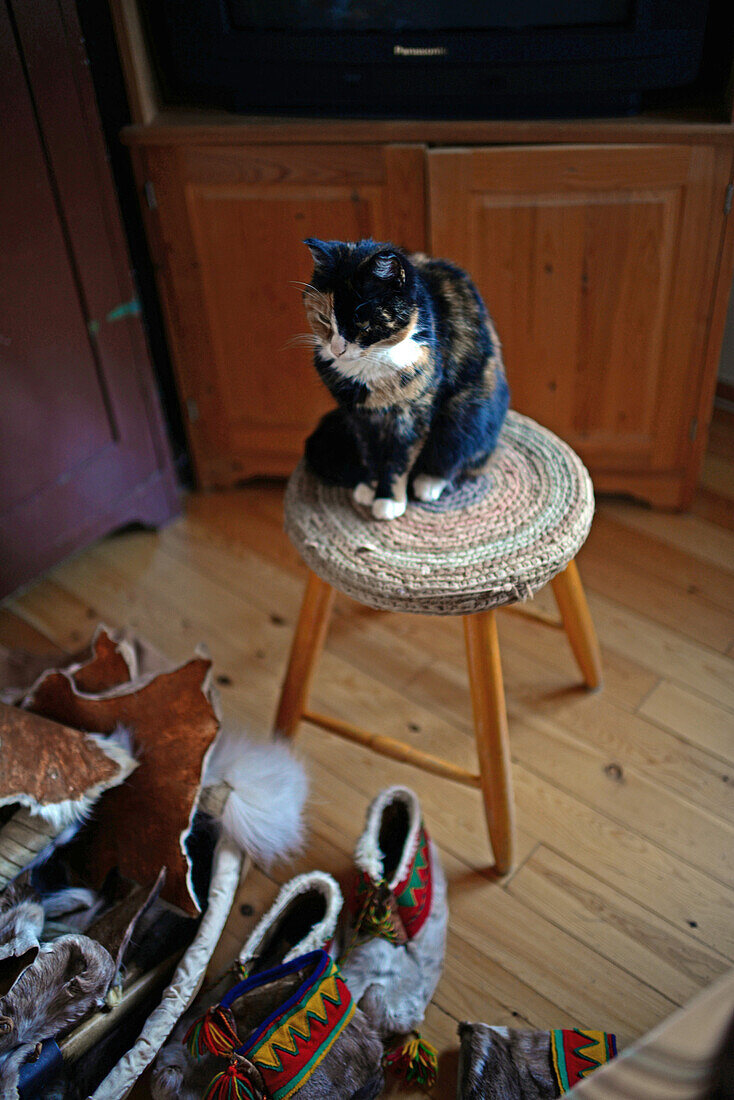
[{"xmin": 284, "ymin": 411, "xmax": 595, "ymax": 615}]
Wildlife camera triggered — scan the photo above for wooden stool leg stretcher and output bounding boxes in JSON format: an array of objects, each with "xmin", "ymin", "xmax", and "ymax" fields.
[{"xmin": 273, "ymin": 560, "xmax": 600, "ymax": 876}]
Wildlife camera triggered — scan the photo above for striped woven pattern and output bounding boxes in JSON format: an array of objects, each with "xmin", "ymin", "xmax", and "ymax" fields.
[
  {"xmin": 284, "ymin": 412, "xmax": 594, "ymax": 615},
  {"xmin": 225, "ymin": 951, "xmax": 355, "ymax": 1100},
  {"xmin": 550, "ymin": 1029, "xmax": 618, "ymax": 1089}
]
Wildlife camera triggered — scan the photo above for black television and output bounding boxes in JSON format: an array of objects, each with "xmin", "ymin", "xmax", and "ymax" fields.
[{"xmin": 142, "ymin": 0, "xmax": 712, "ymax": 119}]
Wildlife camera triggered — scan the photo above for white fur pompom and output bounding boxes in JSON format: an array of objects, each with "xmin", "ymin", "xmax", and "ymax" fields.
[{"xmin": 203, "ymin": 730, "xmax": 308, "ymax": 868}]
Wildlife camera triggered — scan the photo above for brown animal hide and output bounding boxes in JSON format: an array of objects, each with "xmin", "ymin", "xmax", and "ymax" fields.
[
  {"xmin": 1, "ymin": 627, "xmax": 133, "ymax": 709},
  {"xmin": 0, "ymin": 933, "xmax": 116, "ymax": 1055},
  {"xmin": 0, "ymin": 648, "xmax": 64, "ymax": 706},
  {"xmin": 0, "ymin": 703, "xmax": 134, "ymax": 824},
  {"xmin": 0, "ymin": 1039, "xmax": 41, "ymax": 1100},
  {"xmin": 25, "ymin": 658, "xmax": 219, "ymax": 915},
  {"xmin": 0, "ymin": 882, "xmax": 43, "ymax": 998},
  {"xmin": 87, "ymin": 868, "xmax": 166, "ymax": 980},
  {"xmin": 66, "ymin": 627, "xmax": 135, "ymax": 695}
]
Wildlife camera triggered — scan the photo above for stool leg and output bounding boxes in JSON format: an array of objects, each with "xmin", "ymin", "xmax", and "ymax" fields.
[
  {"xmin": 274, "ymin": 571, "xmax": 336, "ymax": 739},
  {"xmin": 550, "ymin": 559, "xmax": 603, "ymax": 691},
  {"xmin": 463, "ymin": 611, "xmax": 515, "ymax": 875}
]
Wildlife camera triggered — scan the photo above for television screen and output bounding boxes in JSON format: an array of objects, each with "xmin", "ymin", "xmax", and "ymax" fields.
[
  {"xmin": 145, "ymin": 0, "xmax": 710, "ymax": 119},
  {"xmin": 226, "ymin": 0, "xmax": 634, "ymax": 33}
]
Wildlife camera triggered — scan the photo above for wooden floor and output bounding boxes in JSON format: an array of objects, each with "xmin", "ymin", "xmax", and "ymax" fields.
[{"xmin": 2, "ymin": 409, "xmax": 734, "ymax": 1097}]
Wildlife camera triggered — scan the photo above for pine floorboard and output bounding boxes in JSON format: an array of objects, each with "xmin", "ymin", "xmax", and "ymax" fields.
[{"xmin": 2, "ymin": 409, "xmax": 734, "ymax": 1097}]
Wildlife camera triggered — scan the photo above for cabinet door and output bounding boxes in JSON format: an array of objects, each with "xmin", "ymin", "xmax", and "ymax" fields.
[
  {"xmin": 0, "ymin": 0, "xmax": 177, "ymax": 598},
  {"xmin": 138, "ymin": 143, "xmax": 426, "ymax": 485},
  {"xmin": 429, "ymin": 144, "xmax": 732, "ymax": 506}
]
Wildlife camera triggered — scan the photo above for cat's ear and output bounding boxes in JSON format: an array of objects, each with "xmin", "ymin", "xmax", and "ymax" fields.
[
  {"xmin": 368, "ymin": 250, "xmax": 406, "ymax": 285},
  {"xmin": 304, "ymin": 238, "xmax": 338, "ymax": 270}
]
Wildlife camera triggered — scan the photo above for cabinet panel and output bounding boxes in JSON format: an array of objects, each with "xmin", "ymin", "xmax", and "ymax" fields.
[
  {"xmin": 429, "ymin": 144, "xmax": 732, "ymax": 503},
  {"xmin": 141, "ymin": 143, "xmax": 426, "ymax": 484}
]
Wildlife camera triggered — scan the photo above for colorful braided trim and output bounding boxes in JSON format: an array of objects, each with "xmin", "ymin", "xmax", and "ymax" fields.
[
  {"xmin": 550, "ymin": 1029, "xmax": 617, "ymax": 1091},
  {"xmin": 211, "ymin": 951, "xmax": 354, "ymax": 1100}
]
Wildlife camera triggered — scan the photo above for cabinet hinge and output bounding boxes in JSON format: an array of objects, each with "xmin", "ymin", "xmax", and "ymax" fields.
[
  {"xmin": 689, "ymin": 416, "xmax": 698, "ymax": 442},
  {"xmin": 144, "ymin": 180, "xmax": 158, "ymax": 210},
  {"xmin": 725, "ymin": 183, "xmax": 733, "ymax": 216},
  {"xmin": 186, "ymin": 399, "xmax": 200, "ymax": 423}
]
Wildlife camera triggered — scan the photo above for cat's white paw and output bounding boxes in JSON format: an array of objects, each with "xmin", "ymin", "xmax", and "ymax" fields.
[
  {"xmin": 353, "ymin": 482, "xmax": 376, "ymax": 506},
  {"xmin": 413, "ymin": 474, "xmax": 448, "ymax": 502},
  {"xmin": 372, "ymin": 497, "xmax": 406, "ymax": 520}
]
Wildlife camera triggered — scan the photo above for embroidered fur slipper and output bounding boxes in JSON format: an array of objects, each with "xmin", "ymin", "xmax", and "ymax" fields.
[
  {"xmin": 152, "ymin": 873, "xmax": 343, "ymax": 1099},
  {"xmin": 238, "ymin": 872, "xmax": 342, "ymax": 978},
  {"xmin": 458, "ymin": 1022, "xmax": 618, "ymax": 1099},
  {"xmin": 161, "ymin": 950, "xmax": 384, "ymax": 1100},
  {"xmin": 338, "ymin": 786, "xmax": 448, "ymax": 1037}
]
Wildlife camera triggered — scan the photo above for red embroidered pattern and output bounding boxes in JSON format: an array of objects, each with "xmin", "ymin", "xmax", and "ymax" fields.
[
  {"xmin": 350, "ymin": 823, "xmax": 433, "ymax": 942},
  {"xmin": 393, "ymin": 825, "xmax": 432, "ymax": 938}
]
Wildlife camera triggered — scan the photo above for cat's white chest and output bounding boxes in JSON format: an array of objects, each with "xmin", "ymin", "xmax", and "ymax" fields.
[{"xmin": 387, "ymin": 334, "xmax": 424, "ymax": 369}]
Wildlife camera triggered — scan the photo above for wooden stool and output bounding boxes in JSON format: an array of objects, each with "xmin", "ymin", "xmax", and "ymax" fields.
[{"xmin": 274, "ymin": 412, "xmax": 601, "ymax": 876}]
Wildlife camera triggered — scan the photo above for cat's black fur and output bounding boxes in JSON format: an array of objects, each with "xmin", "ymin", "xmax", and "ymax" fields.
[{"xmin": 302, "ymin": 238, "xmax": 509, "ymax": 519}]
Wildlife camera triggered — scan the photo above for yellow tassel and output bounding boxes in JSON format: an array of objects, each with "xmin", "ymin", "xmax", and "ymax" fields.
[{"xmin": 385, "ymin": 1032, "xmax": 439, "ymax": 1087}]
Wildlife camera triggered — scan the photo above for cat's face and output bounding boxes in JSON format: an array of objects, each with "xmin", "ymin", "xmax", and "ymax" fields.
[{"xmin": 303, "ymin": 239, "xmax": 420, "ymax": 369}]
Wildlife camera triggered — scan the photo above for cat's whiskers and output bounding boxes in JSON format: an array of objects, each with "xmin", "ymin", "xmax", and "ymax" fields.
[
  {"xmin": 291, "ymin": 281, "xmax": 330, "ymax": 312},
  {"xmin": 281, "ymin": 332, "xmax": 322, "ymax": 352}
]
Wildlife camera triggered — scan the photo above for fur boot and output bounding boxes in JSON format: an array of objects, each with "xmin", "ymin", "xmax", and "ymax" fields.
[
  {"xmin": 457, "ymin": 1022, "xmax": 618, "ymax": 1099},
  {"xmin": 238, "ymin": 872, "xmax": 342, "ymax": 977},
  {"xmin": 152, "ymin": 871, "xmax": 343, "ymax": 1097},
  {"xmin": 339, "ymin": 786, "xmax": 448, "ymax": 1036},
  {"xmin": 0, "ymin": 934, "xmax": 115, "ymax": 1098},
  {"xmin": 153, "ymin": 950, "xmax": 383, "ymax": 1100}
]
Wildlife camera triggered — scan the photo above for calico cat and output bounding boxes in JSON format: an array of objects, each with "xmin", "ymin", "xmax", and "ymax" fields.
[{"xmin": 301, "ymin": 238, "xmax": 509, "ymax": 519}]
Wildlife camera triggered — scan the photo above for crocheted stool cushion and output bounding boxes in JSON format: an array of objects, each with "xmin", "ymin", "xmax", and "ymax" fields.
[{"xmin": 284, "ymin": 411, "xmax": 594, "ymax": 616}]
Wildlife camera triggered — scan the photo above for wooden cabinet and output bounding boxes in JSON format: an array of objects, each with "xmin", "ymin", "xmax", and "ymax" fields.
[
  {"xmin": 429, "ymin": 143, "xmax": 734, "ymax": 506},
  {"xmin": 111, "ymin": 0, "xmax": 734, "ymax": 507},
  {"xmin": 129, "ymin": 130, "xmax": 734, "ymax": 507},
  {"xmin": 134, "ymin": 143, "xmax": 425, "ymax": 484}
]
